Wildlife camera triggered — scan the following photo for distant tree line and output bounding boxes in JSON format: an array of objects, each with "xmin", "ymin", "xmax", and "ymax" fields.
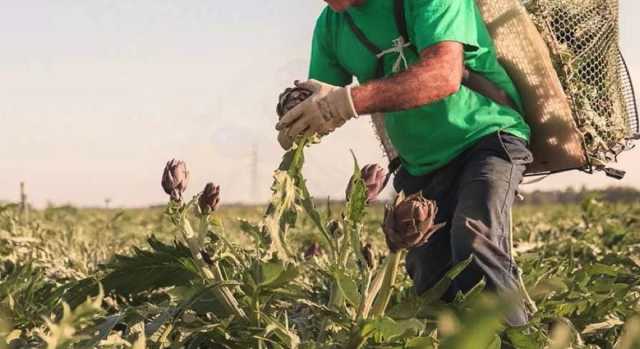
[{"xmin": 520, "ymin": 186, "xmax": 640, "ymax": 205}]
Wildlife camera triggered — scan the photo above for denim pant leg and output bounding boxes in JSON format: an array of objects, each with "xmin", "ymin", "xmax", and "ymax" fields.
[
  {"xmin": 449, "ymin": 132, "xmax": 532, "ymax": 326},
  {"xmin": 395, "ymin": 132, "xmax": 533, "ymax": 327},
  {"xmin": 396, "ymin": 150, "xmax": 467, "ymax": 302}
]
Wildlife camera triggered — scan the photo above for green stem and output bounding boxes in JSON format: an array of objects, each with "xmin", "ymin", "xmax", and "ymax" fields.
[
  {"xmin": 318, "ymin": 279, "xmax": 345, "ymax": 342},
  {"xmin": 337, "ymin": 235, "xmax": 351, "ymax": 267},
  {"xmin": 355, "ymin": 269, "xmax": 372, "ymax": 321},
  {"xmin": 359, "ymin": 255, "xmax": 391, "ymax": 320},
  {"xmin": 182, "ymin": 216, "xmax": 248, "ymax": 320},
  {"xmin": 346, "ymin": 330, "xmax": 372, "ymax": 349},
  {"xmin": 370, "ymin": 252, "xmax": 403, "ymax": 318}
]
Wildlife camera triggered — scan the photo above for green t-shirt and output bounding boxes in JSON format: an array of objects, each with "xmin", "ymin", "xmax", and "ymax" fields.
[{"xmin": 308, "ymin": 0, "xmax": 531, "ymax": 176}]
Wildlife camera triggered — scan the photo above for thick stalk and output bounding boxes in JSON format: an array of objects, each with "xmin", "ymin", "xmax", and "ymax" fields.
[
  {"xmin": 346, "ymin": 330, "xmax": 372, "ymax": 349},
  {"xmin": 349, "ymin": 223, "xmax": 371, "ymax": 321},
  {"xmin": 318, "ymin": 235, "xmax": 349, "ymax": 341},
  {"xmin": 318, "ymin": 278, "xmax": 345, "ymax": 342},
  {"xmin": 370, "ymin": 252, "xmax": 403, "ymax": 318},
  {"xmin": 182, "ymin": 217, "xmax": 247, "ymax": 320},
  {"xmin": 359, "ymin": 255, "xmax": 392, "ymax": 320},
  {"xmin": 337, "ymin": 235, "xmax": 351, "ymax": 267},
  {"xmin": 355, "ymin": 270, "xmax": 372, "ymax": 320}
]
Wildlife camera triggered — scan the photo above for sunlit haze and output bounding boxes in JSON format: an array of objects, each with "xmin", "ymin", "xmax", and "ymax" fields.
[{"xmin": 2, "ymin": 1, "xmax": 639, "ymax": 207}]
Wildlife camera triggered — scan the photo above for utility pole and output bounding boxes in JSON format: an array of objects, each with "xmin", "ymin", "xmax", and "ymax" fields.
[
  {"xmin": 19, "ymin": 182, "xmax": 28, "ymax": 222},
  {"xmin": 250, "ymin": 144, "xmax": 259, "ymax": 203}
]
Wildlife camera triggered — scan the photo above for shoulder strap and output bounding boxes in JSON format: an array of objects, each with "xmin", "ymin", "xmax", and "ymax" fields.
[
  {"xmin": 343, "ymin": 11, "xmax": 386, "ymax": 78},
  {"xmin": 393, "ymin": 0, "xmax": 410, "ymax": 45},
  {"xmin": 343, "ymin": 12, "xmax": 382, "ymax": 55}
]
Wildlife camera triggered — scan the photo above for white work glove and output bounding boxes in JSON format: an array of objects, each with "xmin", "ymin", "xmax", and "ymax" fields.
[{"xmin": 275, "ymin": 80, "xmax": 358, "ymax": 148}]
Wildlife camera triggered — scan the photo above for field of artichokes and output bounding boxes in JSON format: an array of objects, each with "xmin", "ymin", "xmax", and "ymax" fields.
[{"xmin": 1, "ymin": 141, "xmax": 640, "ymax": 348}]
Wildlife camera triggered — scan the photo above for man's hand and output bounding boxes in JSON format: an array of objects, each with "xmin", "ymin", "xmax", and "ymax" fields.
[{"xmin": 275, "ymin": 80, "xmax": 358, "ymax": 148}]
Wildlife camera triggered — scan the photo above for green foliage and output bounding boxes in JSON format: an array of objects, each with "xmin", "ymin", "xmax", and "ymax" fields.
[
  {"xmin": 0, "ymin": 262, "xmax": 66, "ymax": 329},
  {"xmin": 99, "ymin": 236, "xmax": 200, "ymax": 296},
  {"xmin": 39, "ymin": 286, "xmax": 105, "ymax": 349},
  {"xmin": 1, "ymin": 151, "xmax": 640, "ymax": 348}
]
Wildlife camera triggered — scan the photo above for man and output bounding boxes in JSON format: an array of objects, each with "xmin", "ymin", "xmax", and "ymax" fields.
[{"xmin": 276, "ymin": 0, "xmax": 533, "ymax": 326}]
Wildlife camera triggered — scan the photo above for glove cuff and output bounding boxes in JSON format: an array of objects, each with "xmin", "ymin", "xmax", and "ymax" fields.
[
  {"xmin": 344, "ymin": 86, "xmax": 359, "ymax": 119},
  {"xmin": 323, "ymin": 87, "xmax": 358, "ymax": 123}
]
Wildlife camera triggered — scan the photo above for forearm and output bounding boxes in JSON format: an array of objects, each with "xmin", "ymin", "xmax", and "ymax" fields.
[{"xmin": 351, "ymin": 41, "xmax": 464, "ymax": 115}]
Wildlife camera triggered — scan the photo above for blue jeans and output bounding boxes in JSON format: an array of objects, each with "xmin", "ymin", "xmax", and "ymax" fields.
[{"xmin": 393, "ymin": 131, "xmax": 533, "ymax": 326}]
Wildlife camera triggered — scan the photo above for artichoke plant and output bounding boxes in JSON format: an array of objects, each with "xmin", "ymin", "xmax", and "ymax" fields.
[
  {"xmin": 161, "ymin": 159, "xmax": 189, "ymax": 201},
  {"xmin": 382, "ymin": 192, "xmax": 446, "ymax": 253}
]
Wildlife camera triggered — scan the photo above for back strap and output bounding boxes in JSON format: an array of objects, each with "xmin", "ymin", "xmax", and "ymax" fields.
[
  {"xmin": 394, "ymin": 0, "xmax": 410, "ymax": 46},
  {"xmin": 343, "ymin": 12, "xmax": 386, "ymax": 79},
  {"xmin": 343, "ymin": 12, "xmax": 382, "ymax": 56}
]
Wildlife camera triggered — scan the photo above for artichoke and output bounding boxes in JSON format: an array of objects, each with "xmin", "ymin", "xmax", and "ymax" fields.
[
  {"xmin": 161, "ymin": 159, "xmax": 189, "ymax": 201},
  {"xmin": 382, "ymin": 192, "xmax": 446, "ymax": 253},
  {"xmin": 198, "ymin": 183, "xmax": 221, "ymax": 214},
  {"xmin": 361, "ymin": 243, "xmax": 376, "ymax": 270},
  {"xmin": 346, "ymin": 164, "xmax": 389, "ymax": 204},
  {"xmin": 276, "ymin": 86, "xmax": 313, "ymax": 119},
  {"xmin": 304, "ymin": 242, "xmax": 322, "ymax": 259},
  {"xmin": 327, "ymin": 220, "xmax": 342, "ymax": 238}
]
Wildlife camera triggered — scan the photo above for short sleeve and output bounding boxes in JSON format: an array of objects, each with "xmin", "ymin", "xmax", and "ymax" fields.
[
  {"xmin": 409, "ymin": 0, "xmax": 481, "ymax": 52},
  {"xmin": 308, "ymin": 11, "xmax": 353, "ymax": 86}
]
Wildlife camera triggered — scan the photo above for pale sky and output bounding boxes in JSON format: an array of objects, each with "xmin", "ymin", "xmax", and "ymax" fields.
[{"xmin": 1, "ymin": 1, "xmax": 639, "ymax": 207}]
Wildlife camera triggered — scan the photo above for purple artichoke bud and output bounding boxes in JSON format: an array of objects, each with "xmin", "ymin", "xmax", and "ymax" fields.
[
  {"xmin": 361, "ymin": 243, "xmax": 376, "ymax": 270},
  {"xmin": 304, "ymin": 242, "xmax": 322, "ymax": 259},
  {"xmin": 382, "ymin": 193, "xmax": 446, "ymax": 253},
  {"xmin": 346, "ymin": 164, "xmax": 389, "ymax": 204},
  {"xmin": 326, "ymin": 220, "xmax": 342, "ymax": 238},
  {"xmin": 276, "ymin": 86, "xmax": 313, "ymax": 119},
  {"xmin": 162, "ymin": 159, "xmax": 189, "ymax": 201},
  {"xmin": 198, "ymin": 183, "xmax": 221, "ymax": 214},
  {"xmin": 200, "ymin": 250, "xmax": 214, "ymax": 266}
]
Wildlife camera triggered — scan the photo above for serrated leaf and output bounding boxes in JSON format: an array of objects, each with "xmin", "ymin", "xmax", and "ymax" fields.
[
  {"xmin": 345, "ymin": 152, "xmax": 367, "ymax": 224},
  {"xmin": 405, "ymin": 336, "xmax": 436, "ymax": 348},
  {"xmin": 419, "ymin": 273, "xmax": 457, "ymax": 308},
  {"xmin": 263, "ymin": 314, "xmax": 301, "ymax": 349},
  {"xmin": 585, "ymin": 263, "xmax": 620, "ymax": 277},
  {"xmin": 239, "ymin": 219, "xmax": 266, "ymax": 246},
  {"xmin": 335, "ymin": 270, "xmax": 361, "ymax": 309},
  {"xmin": 76, "ymin": 313, "xmax": 124, "ymax": 348},
  {"xmin": 264, "ymin": 160, "xmax": 301, "ymax": 260},
  {"xmin": 258, "ymin": 260, "xmax": 299, "ymax": 290},
  {"xmin": 505, "ymin": 326, "xmax": 546, "ymax": 349},
  {"xmin": 389, "ymin": 256, "xmax": 474, "ymax": 320},
  {"xmin": 144, "ymin": 307, "xmax": 178, "ymax": 337},
  {"xmin": 259, "ymin": 262, "xmax": 285, "ymax": 288},
  {"xmin": 458, "ymin": 278, "xmax": 486, "ymax": 306},
  {"xmin": 359, "ymin": 317, "xmax": 424, "ymax": 344},
  {"xmin": 582, "ymin": 318, "xmax": 624, "ymax": 335},
  {"xmin": 97, "ymin": 237, "xmax": 200, "ymax": 296}
]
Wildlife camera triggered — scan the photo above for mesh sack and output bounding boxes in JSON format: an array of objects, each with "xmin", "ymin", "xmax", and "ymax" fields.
[{"xmin": 525, "ymin": 0, "xmax": 638, "ymax": 170}]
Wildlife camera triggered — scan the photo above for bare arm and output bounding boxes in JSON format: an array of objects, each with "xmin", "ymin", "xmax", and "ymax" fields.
[{"xmin": 351, "ymin": 41, "xmax": 464, "ymax": 115}]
